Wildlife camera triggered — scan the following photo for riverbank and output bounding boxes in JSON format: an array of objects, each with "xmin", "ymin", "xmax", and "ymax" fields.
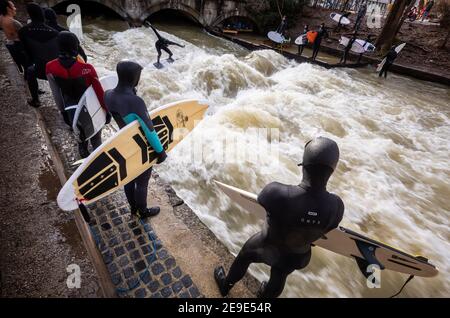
[
  {"xmin": 288, "ymin": 6, "xmax": 450, "ymax": 79},
  {"xmin": 0, "ymin": 33, "xmax": 258, "ymax": 300}
]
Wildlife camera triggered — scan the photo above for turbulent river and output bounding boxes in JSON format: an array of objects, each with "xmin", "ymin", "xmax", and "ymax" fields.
[{"xmin": 79, "ymin": 18, "xmax": 449, "ymax": 297}]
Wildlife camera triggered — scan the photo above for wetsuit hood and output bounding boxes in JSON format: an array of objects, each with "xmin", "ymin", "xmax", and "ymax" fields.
[
  {"xmin": 44, "ymin": 7, "xmax": 57, "ymax": 23},
  {"xmin": 57, "ymin": 31, "xmax": 79, "ymax": 68},
  {"xmin": 27, "ymin": 3, "xmax": 44, "ymax": 23},
  {"xmin": 116, "ymin": 60, "xmax": 143, "ymax": 91}
]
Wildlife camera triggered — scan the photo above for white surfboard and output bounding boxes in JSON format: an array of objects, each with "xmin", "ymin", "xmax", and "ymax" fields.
[
  {"xmin": 72, "ymin": 75, "xmax": 118, "ymax": 142},
  {"xmin": 213, "ymin": 180, "xmax": 438, "ymax": 278},
  {"xmin": 57, "ymin": 100, "xmax": 208, "ymax": 211},
  {"xmin": 377, "ymin": 43, "xmax": 406, "ymax": 72},
  {"xmin": 330, "ymin": 13, "xmax": 351, "ymax": 25},
  {"xmin": 339, "ymin": 36, "xmax": 366, "ymax": 54},
  {"xmin": 356, "ymin": 39, "xmax": 376, "ymax": 52},
  {"xmin": 268, "ymin": 31, "xmax": 289, "ymax": 44},
  {"xmin": 294, "ymin": 34, "xmax": 308, "ymax": 46}
]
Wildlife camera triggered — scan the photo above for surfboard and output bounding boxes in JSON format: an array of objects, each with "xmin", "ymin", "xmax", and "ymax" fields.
[
  {"xmin": 294, "ymin": 34, "xmax": 308, "ymax": 46},
  {"xmin": 268, "ymin": 31, "xmax": 289, "ymax": 44},
  {"xmin": 213, "ymin": 180, "xmax": 439, "ymax": 278},
  {"xmin": 72, "ymin": 75, "xmax": 118, "ymax": 142},
  {"xmin": 153, "ymin": 58, "xmax": 176, "ymax": 69},
  {"xmin": 355, "ymin": 39, "xmax": 376, "ymax": 52},
  {"xmin": 339, "ymin": 36, "xmax": 366, "ymax": 54},
  {"xmin": 330, "ymin": 13, "xmax": 351, "ymax": 25},
  {"xmin": 57, "ymin": 100, "xmax": 209, "ymax": 211},
  {"xmin": 377, "ymin": 43, "xmax": 406, "ymax": 72}
]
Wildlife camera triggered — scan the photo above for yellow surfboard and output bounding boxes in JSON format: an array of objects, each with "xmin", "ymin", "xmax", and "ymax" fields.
[{"xmin": 57, "ymin": 99, "xmax": 208, "ymax": 211}]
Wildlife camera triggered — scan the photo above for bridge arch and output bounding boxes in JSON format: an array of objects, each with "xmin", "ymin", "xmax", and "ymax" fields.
[
  {"xmin": 142, "ymin": 2, "xmax": 204, "ymax": 25},
  {"xmin": 212, "ymin": 13, "xmax": 258, "ymax": 32}
]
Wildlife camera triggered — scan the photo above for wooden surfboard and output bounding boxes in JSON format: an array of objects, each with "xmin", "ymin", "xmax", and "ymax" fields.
[{"xmin": 57, "ymin": 99, "xmax": 208, "ymax": 211}]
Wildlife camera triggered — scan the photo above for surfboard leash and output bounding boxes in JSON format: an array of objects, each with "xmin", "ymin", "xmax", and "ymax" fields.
[{"xmin": 390, "ymin": 274, "xmax": 415, "ymax": 298}]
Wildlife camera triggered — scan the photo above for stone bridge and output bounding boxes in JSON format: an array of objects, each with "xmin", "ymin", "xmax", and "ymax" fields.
[{"xmin": 35, "ymin": 0, "xmax": 258, "ymax": 27}]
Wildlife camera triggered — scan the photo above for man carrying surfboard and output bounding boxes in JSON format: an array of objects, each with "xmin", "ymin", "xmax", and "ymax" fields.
[
  {"xmin": 378, "ymin": 45, "xmax": 398, "ymax": 79},
  {"xmin": 339, "ymin": 32, "xmax": 357, "ymax": 64},
  {"xmin": 146, "ymin": 22, "xmax": 185, "ymax": 68},
  {"xmin": 104, "ymin": 61, "xmax": 167, "ymax": 220},
  {"xmin": 214, "ymin": 137, "xmax": 344, "ymax": 298},
  {"xmin": 311, "ymin": 23, "xmax": 328, "ymax": 61},
  {"xmin": 46, "ymin": 31, "xmax": 109, "ymax": 158}
]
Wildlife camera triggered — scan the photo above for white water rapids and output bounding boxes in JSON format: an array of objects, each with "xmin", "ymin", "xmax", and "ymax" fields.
[{"xmin": 81, "ymin": 20, "xmax": 449, "ymax": 297}]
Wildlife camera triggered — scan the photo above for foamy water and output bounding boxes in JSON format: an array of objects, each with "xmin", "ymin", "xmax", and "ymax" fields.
[{"xmin": 82, "ymin": 22, "xmax": 450, "ymax": 297}]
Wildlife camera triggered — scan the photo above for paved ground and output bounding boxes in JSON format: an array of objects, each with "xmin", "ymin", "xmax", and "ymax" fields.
[{"xmin": 0, "ymin": 35, "xmax": 100, "ymax": 298}]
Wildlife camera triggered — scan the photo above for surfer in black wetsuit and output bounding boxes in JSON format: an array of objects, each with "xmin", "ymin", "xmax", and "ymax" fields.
[
  {"xmin": 44, "ymin": 8, "xmax": 87, "ymax": 62},
  {"xmin": 104, "ymin": 61, "xmax": 167, "ymax": 220},
  {"xmin": 214, "ymin": 137, "xmax": 345, "ymax": 298},
  {"xmin": 357, "ymin": 34, "xmax": 374, "ymax": 63},
  {"xmin": 340, "ymin": 32, "xmax": 357, "ymax": 64},
  {"xmin": 311, "ymin": 23, "xmax": 328, "ymax": 61},
  {"xmin": 335, "ymin": 12, "xmax": 350, "ymax": 32},
  {"xmin": 19, "ymin": 3, "xmax": 59, "ymax": 107},
  {"xmin": 145, "ymin": 22, "xmax": 185, "ymax": 67},
  {"xmin": 298, "ymin": 24, "xmax": 308, "ymax": 56},
  {"xmin": 379, "ymin": 45, "xmax": 398, "ymax": 79}
]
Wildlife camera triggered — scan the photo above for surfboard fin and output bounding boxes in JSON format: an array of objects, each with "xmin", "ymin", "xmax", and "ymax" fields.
[{"xmin": 354, "ymin": 240, "xmax": 386, "ymax": 279}]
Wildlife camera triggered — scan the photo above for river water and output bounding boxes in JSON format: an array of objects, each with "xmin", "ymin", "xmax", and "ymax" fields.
[{"xmin": 79, "ymin": 18, "xmax": 449, "ymax": 297}]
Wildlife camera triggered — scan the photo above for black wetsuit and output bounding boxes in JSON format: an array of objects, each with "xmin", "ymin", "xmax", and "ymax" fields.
[
  {"xmin": 104, "ymin": 61, "xmax": 167, "ymax": 214},
  {"xmin": 223, "ymin": 166, "xmax": 344, "ymax": 298},
  {"xmin": 44, "ymin": 8, "xmax": 87, "ymax": 62},
  {"xmin": 148, "ymin": 24, "xmax": 183, "ymax": 64},
  {"xmin": 379, "ymin": 48, "xmax": 398, "ymax": 78},
  {"xmin": 312, "ymin": 27, "xmax": 328, "ymax": 61},
  {"xmin": 340, "ymin": 35, "xmax": 357, "ymax": 64},
  {"xmin": 19, "ymin": 3, "xmax": 59, "ymax": 104}
]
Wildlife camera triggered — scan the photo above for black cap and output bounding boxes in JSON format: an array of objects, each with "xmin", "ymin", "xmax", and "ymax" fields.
[{"xmin": 298, "ymin": 137, "xmax": 340, "ymax": 171}]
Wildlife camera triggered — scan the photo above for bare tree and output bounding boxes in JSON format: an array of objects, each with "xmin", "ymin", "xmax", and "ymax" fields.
[{"xmin": 375, "ymin": 0, "xmax": 409, "ymax": 53}]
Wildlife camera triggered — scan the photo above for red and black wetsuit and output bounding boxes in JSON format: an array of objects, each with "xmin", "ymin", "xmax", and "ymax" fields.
[{"xmin": 46, "ymin": 57, "xmax": 106, "ymax": 157}]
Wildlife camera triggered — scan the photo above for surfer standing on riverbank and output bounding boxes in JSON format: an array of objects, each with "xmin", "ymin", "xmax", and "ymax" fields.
[
  {"xmin": 19, "ymin": 3, "xmax": 59, "ymax": 107},
  {"xmin": 105, "ymin": 61, "xmax": 168, "ymax": 220},
  {"xmin": 379, "ymin": 45, "xmax": 398, "ymax": 79},
  {"xmin": 297, "ymin": 24, "xmax": 308, "ymax": 56},
  {"xmin": 0, "ymin": 0, "xmax": 27, "ymax": 74},
  {"xmin": 46, "ymin": 31, "xmax": 108, "ymax": 158},
  {"xmin": 214, "ymin": 137, "xmax": 344, "ymax": 298},
  {"xmin": 311, "ymin": 23, "xmax": 328, "ymax": 61}
]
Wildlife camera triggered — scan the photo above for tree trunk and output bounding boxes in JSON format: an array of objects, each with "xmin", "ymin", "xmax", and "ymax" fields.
[
  {"xmin": 375, "ymin": 0, "xmax": 408, "ymax": 53},
  {"xmin": 395, "ymin": 0, "xmax": 416, "ymax": 36}
]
